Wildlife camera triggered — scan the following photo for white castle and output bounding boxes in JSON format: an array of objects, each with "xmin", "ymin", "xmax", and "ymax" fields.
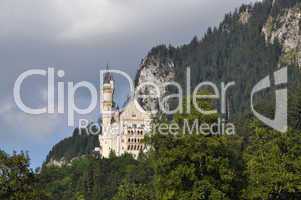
[{"xmin": 97, "ymin": 70, "xmax": 152, "ymax": 158}]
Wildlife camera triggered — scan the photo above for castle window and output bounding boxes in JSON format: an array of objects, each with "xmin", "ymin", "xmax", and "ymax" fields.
[
  {"xmin": 132, "ymin": 114, "xmax": 136, "ymax": 118},
  {"xmin": 128, "ymin": 138, "xmax": 130, "ymax": 142}
]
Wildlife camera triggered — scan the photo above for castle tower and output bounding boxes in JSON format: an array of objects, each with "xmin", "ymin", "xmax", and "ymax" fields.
[
  {"xmin": 101, "ymin": 68, "xmax": 114, "ymax": 131},
  {"xmin": 99, "ymin": 67, "xmax": 115, "ymax": 158},
  {"xmin": 97, "ymin": 65, "xmax": 152, "ymax": 159}
]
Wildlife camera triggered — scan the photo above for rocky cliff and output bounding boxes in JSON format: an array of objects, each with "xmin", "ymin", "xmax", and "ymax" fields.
[
  {"xmin": 262, "ymin": 2, "xmax": 301, "ymax": 67},
  {"xmin": 135, "ymin": 53, "xmax": 176, "ymax": 112}
]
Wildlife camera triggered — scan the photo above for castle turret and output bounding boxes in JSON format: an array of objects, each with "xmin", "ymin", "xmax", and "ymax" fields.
[
  {"xmin": 99, "ymin": 67, "xmax": 115, "ymax": 158},
  {"xmin": 101, "ymin": 69, "xmax": 114, "ymax": 131}
]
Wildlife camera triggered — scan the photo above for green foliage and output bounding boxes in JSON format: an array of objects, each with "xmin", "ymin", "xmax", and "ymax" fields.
[
  {"xmin": 146, "ymin": 133, "xmax": 244, "ymax": 200},
  {"xmin": 242, "ymin": 123, "xmax": 301, "ymax": 199},
  {"xmin": 112, "ymin": 181, "xmax": 154, "ymax": 200},
  {"xmin": 288, "ymin": 82, "xmax": 301, "ymax": 130},
  {"xmin": 5, "ymin": 1, "xmax": 301, "ymax": 200},
  {"xmin": 7, "ymin": 122, "xmax": 301, "ymax": 200},
  {"xmin": 45, "ymin": 127, "xmax": 99, "ymax": 164},
  {"xmin": 136, "ymin": 0, "xmax": 288, "ymax": 117},
  {"xmin": 173, "ymin": 92, "xmax": 218, "ymax": 129},
  {"xmin": 0, "ymin": 150, "xmax": 49, "ymax": 200},
  {"xmin": 39, "ymin": 154, "xmax": 154, "ymax": 200}
]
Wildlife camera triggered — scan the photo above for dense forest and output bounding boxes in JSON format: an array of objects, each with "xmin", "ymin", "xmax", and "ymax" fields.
[
  {"xmin": 135, "ymin": 0, "xmax": 301, "ymax": 119},
  {"xmin": 45, "ymin": 127, "xmax": 99, "ymax": 165},
  {"xmin": 2, "ymin": 95, "xmax": 301, "ymax": 199},
  {"xmin": 1, "ymin": 0, "xmax": 301, "ymax": 199}
]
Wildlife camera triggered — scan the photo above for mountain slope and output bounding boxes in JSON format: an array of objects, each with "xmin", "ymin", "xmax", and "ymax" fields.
[
  {"xmin": 45, "ymin": 0, "xmax": 301, "ymax": 166},
  {"xmin": 135, "ymin": 0, "xmax": 301, "ymax": 120},
  {"xmin": 45, "ymin": 128, "xmax": 99, "ymax": 167}
]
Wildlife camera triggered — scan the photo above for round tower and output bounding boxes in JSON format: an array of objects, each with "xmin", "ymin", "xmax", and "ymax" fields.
[{"xmin": 102, "ymin": 71, "xmax": 114, "ymax": 131}]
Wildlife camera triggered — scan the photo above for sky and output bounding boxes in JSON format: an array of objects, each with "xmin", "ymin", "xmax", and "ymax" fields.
[{"xmin": 0, "ymin": 0, "xmax": 259, "ymax": 168}]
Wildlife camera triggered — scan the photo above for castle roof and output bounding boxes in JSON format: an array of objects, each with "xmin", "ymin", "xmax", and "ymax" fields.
[{"xmin": 103, "ymin": 64, "xmax": 113, "ymax": 84}]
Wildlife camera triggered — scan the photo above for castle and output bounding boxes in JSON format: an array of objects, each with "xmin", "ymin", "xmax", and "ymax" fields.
[{"xmin": 97, "ymin": 70, "xmax": 152, "ymax": 158}]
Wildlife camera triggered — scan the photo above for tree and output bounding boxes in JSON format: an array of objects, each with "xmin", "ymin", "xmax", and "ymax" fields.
[
  {"xmin": 113, "ymin": 181, "xmax": 153, "ymax": 200},
  {"xmin": 0, "ymin": 150, "xmax": 49, "ymax": 200},
  {"xmin": 243, "ymin": 121, "xmax": 301, "ymax": 199},
  {"xmin": 145, "ymin": 94, "xmax": 245, "ymax": 200}
]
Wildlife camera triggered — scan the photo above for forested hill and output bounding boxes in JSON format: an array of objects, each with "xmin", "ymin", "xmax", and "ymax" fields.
[
  {"xmin": 44, "ymin": 128, "xmax": 99, "ymax": 166},
  {"xmin": 45, "ymin": 0, "xmax": 301, "ymax": 166},
  {"xmin": 135, "ymin": 0, "xmax": 301, "ymax": 119},
  {"xmin": 4, "ymin": 1, "xmax": 301, "ymax": 200}
]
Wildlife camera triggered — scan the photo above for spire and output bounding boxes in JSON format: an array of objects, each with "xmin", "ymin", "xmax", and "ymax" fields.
[{"xmin": 104, "ymin": 64, "xmax": 112, "ymax": 84}]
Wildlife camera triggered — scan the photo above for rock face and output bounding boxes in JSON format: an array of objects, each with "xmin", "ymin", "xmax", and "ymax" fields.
[
  {"xmin": 262, "ymin": 4, "xmax": 301, "ymax": 67},
  {"xmin": 239, "ymin": 8, "xmax": 251, "ymax": 25},
  {"xmin": 135, "ymin": 55, "xmax": 176, "ymax": 113},
  {"xmin": 46, "ymin": 158, "xmax": 67, "ymax": 167},
  {"xmin": 46, "ymin": 156, "xmax": 88, "ymax": 168}
]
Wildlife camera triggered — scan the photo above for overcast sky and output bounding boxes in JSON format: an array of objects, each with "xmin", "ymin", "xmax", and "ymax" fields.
[{"xmin": 0, "ymin": 0, "xmax": 259, "ymax": 168}]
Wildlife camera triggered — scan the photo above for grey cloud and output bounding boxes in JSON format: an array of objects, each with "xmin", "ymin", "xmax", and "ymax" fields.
[{"xmin": 0, "ymin": 0, "xmax": 259, "ymax": 167}]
